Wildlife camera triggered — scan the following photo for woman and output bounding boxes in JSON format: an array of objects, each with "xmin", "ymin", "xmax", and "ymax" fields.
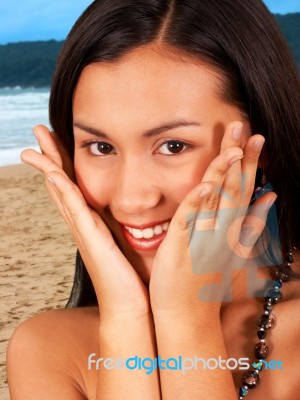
[{"xmin": 7, "ymin": 0, "xmax": 300, "ymax": 399}]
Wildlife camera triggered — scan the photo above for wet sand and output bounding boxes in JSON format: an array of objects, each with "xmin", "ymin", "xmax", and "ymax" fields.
[{"xmin": 0, "ymin": 163, "xmax": 75, "ymax": 399}]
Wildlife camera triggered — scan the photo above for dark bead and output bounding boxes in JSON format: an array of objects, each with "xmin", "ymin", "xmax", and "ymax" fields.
[
  {"xmin": 267, "ymin": 298, "xmax": 273, "ymax": 305},
  {"xmin": 255, "ymin": 342, "xmax": 269, "ymax": 359},
  {"xmin": 275, "ymin": 270, "xmax": 290, "ymax": 282},
  {"xmin": 257, "ymin": 329, "xmax": 267, "ymax": 339},
  {"xmin": 282, "ymin": 263, "xmax": 292, "ymax": 274},
  {"xmin": 264, "ymin": 303, "xmax": 273, "ymax": 312},
  {"xmin": 252, "ymin": 360, "xmax": 264, "ymax": 371},
  {"xmin": 256, "ymin": 315, "xmax": 269, "ymax": 329},
  {"xmin": 241, "ymin": 371, "xmax": 260, "ymax": 389},
  {"xmin": 265, "ymin": 288, "xmax": 282, "ymax": 304},
  {"xmin": 257, "ymin": 314, "xmax": 275, "ymax": 330},
  {"xmin": 239, "ymin": 386, "xmax": 249, "ymax": 397},
  {"xmin": 267, "ymin": 314, "xmax": 276, "ymax": 329},
  {"xmin": 273, "ymin": 280, "xmax": 282, "ymax": 289},
  {"xmin": 287, "ymin": 253, "xmax": 294, "ymax": 263}
]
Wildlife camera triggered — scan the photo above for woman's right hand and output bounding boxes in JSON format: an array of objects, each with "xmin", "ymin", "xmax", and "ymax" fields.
[{"xmin": 21, "ymin": 125, "xmax": 150, "ymax": 321}]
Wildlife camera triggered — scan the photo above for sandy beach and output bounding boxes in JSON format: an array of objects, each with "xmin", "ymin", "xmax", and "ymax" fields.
[{"xmin": 0, "ymin": 163, "xmax": 76, "ymax": 399}]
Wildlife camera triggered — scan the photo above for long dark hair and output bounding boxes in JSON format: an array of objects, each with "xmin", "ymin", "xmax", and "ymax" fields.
[{"xmin": 49, "ymin": 0, "xmax": 300, "ymax": 308}]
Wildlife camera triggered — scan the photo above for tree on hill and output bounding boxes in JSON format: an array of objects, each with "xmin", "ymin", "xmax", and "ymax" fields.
[{"xmin": 0, "ymin": 40, "xmax": 63, "ymax": 87}]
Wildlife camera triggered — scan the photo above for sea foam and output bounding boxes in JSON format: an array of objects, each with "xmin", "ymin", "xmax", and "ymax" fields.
[{"xmin": 0, "ymin": 88, "xmax": 50, "ymax": 166}]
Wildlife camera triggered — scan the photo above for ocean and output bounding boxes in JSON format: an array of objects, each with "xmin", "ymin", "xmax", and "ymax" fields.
[{"xmin": 0, "ymin": 87, "xmax": 50, "ymax": 166}]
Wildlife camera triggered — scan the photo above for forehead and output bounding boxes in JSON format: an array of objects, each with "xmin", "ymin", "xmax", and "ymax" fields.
[{"xmin": 73, "ymin": 46, "xmax": 226, "ymax": 126}]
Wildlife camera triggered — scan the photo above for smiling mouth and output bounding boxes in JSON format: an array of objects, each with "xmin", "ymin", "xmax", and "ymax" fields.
[
  {"xmin": 124, "ymin": 221, "xmax": 170, "ymax": 239},
  {"xmin": 120, "ymin": 220, "xmax": 170, "ymax": 251}
]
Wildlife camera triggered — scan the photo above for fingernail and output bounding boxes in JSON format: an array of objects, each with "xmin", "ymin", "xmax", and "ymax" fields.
[
  {"xmin": 253, "ymin": 138, "xmax": 265, "ymax": 151},
  {"xmin": 229, "ymin": 155, "xmax": 243, "ymax": 166},
  {"xmin": 232, "ymin": 124, "xmax": 243, "ymax": 141},
  {"xmin": 199, "ymin": 188, "xmax": 212, "ymax": 198}
]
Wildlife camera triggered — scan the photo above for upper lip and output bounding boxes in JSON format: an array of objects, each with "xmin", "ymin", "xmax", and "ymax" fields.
[{"xmin": 118, "ymin": 218, "xmax": 171, "ymax": 230}]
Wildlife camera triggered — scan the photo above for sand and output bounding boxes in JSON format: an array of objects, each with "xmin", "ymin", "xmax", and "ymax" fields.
[{"xmin": 0, "ymin": 163, "xmax": 76, "ymax": 399}]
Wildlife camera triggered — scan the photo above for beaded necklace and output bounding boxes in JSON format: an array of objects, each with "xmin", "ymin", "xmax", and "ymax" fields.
[{"xmin": 237, "ymin": 249, "xmax": 294, "ymax": 399}]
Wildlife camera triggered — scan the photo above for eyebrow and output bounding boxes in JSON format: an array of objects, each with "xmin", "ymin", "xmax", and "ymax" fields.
[{"xmin": 73, "ymin": 120, "xmax": 201, "ymax": 139}]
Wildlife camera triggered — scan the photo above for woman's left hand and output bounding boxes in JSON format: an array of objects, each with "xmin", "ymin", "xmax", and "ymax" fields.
[{"xmin": 149, "ymin": 122, "xmax": 277, "ymax": 322}]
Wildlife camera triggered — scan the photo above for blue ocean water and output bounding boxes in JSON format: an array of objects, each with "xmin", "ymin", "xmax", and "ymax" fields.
[{"xmin": 0, "ymin": 87, "xmax": 50, "ymax": 166}]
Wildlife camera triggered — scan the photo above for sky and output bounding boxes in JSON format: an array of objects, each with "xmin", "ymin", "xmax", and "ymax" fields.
[{"xmin": 0, "ymin": 0, "xmax": 299, "ymax": 45}]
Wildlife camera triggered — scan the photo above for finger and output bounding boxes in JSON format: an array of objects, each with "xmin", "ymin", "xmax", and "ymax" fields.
[
  {"xmin": 21, "ymin": 149, "xmax": 78, "ymax": 224},
  {"xmin": 46, "ymin": 172, "xmax": 105, "ymax": 268},
  {"xmin": 46, "ymin": 171, "xmax": 140, "ymax": 302},
  {"xmin": 44, "ymin": 176, "xmax": 76, "ymax": 232},
  {"xmin": 218, "ymin": 122, "xmax": 244, "ymax": 208},
  {"xmin": 45, "ymin": 170, "xmax": 122, "ymax": 258},
  {"xmin": 46, "ymin": 171, "xmax": 107, "ymax": 248},
  {"xmin": 228, "ymin": 192, "xmax": 277, "ymax": 260},
  {"xmin": 184, "ymin": 123, "xmax": 245, "ymax": 237},
  {"xmin": 22, "ymin": 149, "xmax": 113, "ymax": 254},
  {"xmin": 239, "ymin": 134, "xmax": 265, "ymax": 207},
  {"xmin": 169, "ymin": 147, "xmax": 243, "ymax": 237},
  {"xmin": 241, "ymin": 192, "xmax": 277, "ymax": 242},
  {"xmin": 33, "ymin": 125, "xmax": 76, "ymax": 181},
  {"xmin": 198, "ymin": 146, "xmax": 244, "ymax": 220},
  {"xmin": 170, "ymin": 181, "xmax": 214, "ymax": 236},
  {"xmin": 33, "ymin": 125, "xmax": 63, "ymax": 168},
  {"xmin": 220, "ymin": 121, "xmax": 244, "ymax": 154},
  {"xmin": 216, "ymin": 132, "xmax": 265, "ymax": 235},
  {"xmin": 21, "ymin": 148, "xmax": 68, "ymax": 177},
  {"xmin": 21, "ymin": 143, "xmax": 80, "ymax": 230}
]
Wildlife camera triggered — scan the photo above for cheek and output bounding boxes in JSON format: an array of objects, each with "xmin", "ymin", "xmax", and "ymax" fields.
[
  {"xmin": 74, "ymin": 165, "xmax": 110, "ymax": 211},
  {"xmin": 162, "ymin": 153, "xmax": 217, "ymax": 203}
]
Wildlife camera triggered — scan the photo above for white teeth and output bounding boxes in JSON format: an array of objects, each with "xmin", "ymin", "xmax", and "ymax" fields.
[
  {"xmin": 162, "ymin": 222, "xmax": 169, "ymax": 231},
  {"xmin": 124, "ymin": 221, "xmax": 170, "ymax": 239},
  {"xmin": 131, "ymin": 228, "xmax": 143, "ymax": 239},
  {"xmin": 154, "ymin": 225, "xmax": 163, "ymax": 235},
  {"xmin": 143, "ymin": 228, "xmax": 154, "ymax": 239}
]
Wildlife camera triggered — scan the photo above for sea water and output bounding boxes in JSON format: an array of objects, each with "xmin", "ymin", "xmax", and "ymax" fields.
[{"xmin": 0, "ymin": 87, "xmax": 50, "ymax": 166}]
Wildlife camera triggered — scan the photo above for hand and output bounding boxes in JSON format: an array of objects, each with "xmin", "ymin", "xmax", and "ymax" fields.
[
  {"xmin": 149, "ymin": 122, "xmax": 277, "ymax": 322},
  {"xmin": 21, "ymin": 125, "xmax": 150, "ymax": 321}
]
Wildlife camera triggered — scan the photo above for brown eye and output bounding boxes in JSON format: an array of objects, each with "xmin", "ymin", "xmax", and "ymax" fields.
[
  {"xmin": 159, "ymin": 140, "xmax": 189, "ymax": 155},
  {"xmin": 90, "ymin": 142, "xmax": 116, "ymax": 156}
]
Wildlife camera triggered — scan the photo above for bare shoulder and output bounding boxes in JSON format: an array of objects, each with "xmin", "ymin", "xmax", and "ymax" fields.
[{"xmin": 7, "ymin": 306, "xmax": 100, "ymax": 400}]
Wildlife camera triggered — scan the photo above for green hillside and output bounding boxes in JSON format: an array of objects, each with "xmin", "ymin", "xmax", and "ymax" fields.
[
  {"xmin": 0, "ymin": 40, "xmax": 63, "ymax": 87},
  {"xmin": 275, "ymin": 13, "xmax": 300, "ymax": 68},
  {"xmin": 0, "ymin": 12, "xmax": 299, "ymax": 88}
]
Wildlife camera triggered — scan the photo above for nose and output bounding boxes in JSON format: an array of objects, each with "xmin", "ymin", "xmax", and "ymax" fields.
[{"xmin": 111, "ymin": 157, "xmax": 162, "ymax": 216}]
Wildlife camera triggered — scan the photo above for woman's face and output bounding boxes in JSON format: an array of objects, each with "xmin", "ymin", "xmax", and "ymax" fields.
[{"xmin": 73, "ymin": 46, "xmax": 250, "ymax": 283}]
